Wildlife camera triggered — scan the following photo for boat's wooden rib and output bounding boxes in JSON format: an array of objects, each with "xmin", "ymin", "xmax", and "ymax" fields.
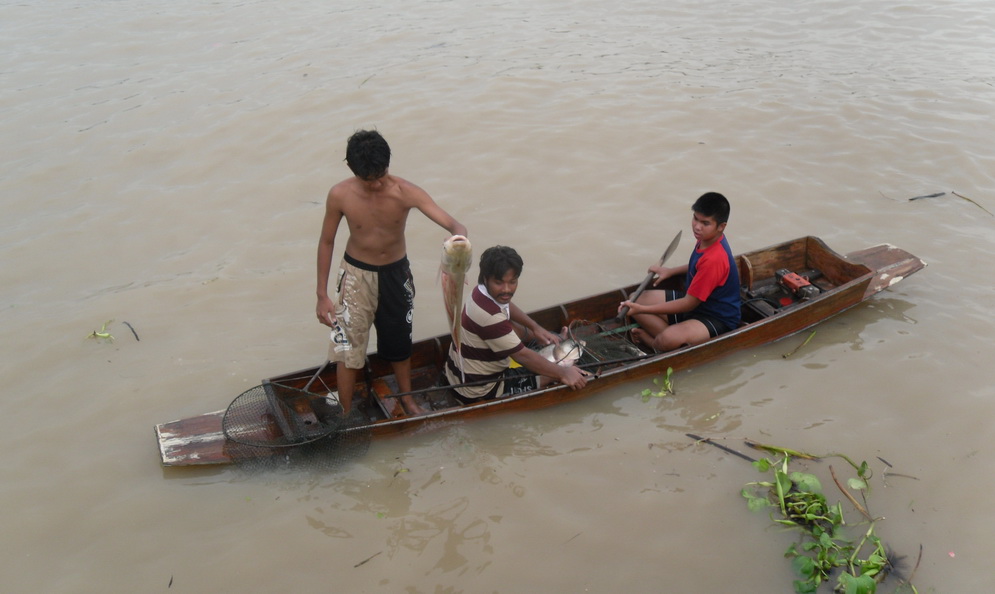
[{"xmin": 155, "ymin": 237, "xmax": 925, "ymax": 467}]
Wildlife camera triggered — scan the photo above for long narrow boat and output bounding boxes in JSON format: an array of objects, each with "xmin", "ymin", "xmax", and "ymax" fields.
[{"xmin": 155, "ymin": 236, "xmax": 925, "ymax": 467}]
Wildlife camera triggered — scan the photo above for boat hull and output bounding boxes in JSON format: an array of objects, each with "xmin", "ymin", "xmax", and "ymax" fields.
[{"xmin": 155, "ymin": 237, "xmax": 925, "ymax": 467}]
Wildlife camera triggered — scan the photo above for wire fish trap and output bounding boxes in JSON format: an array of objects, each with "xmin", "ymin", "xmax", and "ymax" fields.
[
  {"xmin": 562, "ymin": 319, "xmax": 647, "ymax": 366},
  {"xmin": 222, "ymin": 382, "xmax": 345, "ymax": 448}
]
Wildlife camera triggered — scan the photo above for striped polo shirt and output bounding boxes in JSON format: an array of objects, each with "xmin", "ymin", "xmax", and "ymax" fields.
[{"xmin": 444, "ymin": 285, "xmax": 525, "ymax": 399}]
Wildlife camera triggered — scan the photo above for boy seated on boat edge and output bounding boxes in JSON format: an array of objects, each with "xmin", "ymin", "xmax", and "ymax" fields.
[
  {"xmin": 441, "ymin": 245, "xmax": 589, "ymax": 404},
  {"xmin": 619, "ymin": 192, "xmax": 742, "ymax": 352}
]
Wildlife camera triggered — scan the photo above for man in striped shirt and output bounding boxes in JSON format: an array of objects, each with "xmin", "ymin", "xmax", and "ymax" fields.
[{"xmin": 443, "ymin": 246, "xmax": 589, "ymax": 403}]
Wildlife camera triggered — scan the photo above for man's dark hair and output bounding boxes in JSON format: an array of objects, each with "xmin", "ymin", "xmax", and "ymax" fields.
[
  {"xmin": 478, "ymin": 246, "xmax": 523, "ymax": 285},
  {"xmin": 345, "ymin": 130, "xmax": 391, "ymax": 180},
  {"xmin": 692, "ymin": 192, "xmax": 731, "ymax": 224}
]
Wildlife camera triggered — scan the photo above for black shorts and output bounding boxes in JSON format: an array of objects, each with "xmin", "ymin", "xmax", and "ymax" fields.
[
  {"xmin": 343, "ymin": 253, "xmax": 415, "ymax": 362},
  {"xmin": 499, "ymin": 365, "xmax": 540, "ymax": 396},
  {"xmin": 446, "ymin": 365, "xmax": 539, "ymax": 405},
  {"xmin": 658, "ymin": 289, "xmax": 733, "ymax": 338}
]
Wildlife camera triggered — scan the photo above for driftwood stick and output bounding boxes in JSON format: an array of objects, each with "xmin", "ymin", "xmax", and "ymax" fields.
[
  {"xmin": 907, "ymin": 191, "xmax": 945, "ymax": 200},
  {"xmin": 353, "ymin": 551, "xmax": 382, "ymax": 568},
  {"xmin": 123, "ymin": 321, "xmax": 140, "ymax": 341},
  {"xmin": 902, "ymin": 543, "xmax": 924, "ymax": 587},
  {"xmin": 687, "ymin": 433, "xmax": 756, "ymax": 463}
]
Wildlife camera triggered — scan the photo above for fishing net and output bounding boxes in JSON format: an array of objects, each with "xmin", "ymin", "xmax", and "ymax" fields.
[
  {"xmin": 233, "ymin": 409, "xmax": 373, "ymax": 472},
  {"xmin": 560, "ymin": 319, "xmax": 648, "ymax": 368},
  {"xmin": 222, "ymin": 382, "xmax": 346, "ymax": 448}
]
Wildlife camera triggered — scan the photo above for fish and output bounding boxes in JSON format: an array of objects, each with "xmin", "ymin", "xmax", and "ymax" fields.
[
  {"xmin": 538, "ymin": 338, "xmax": 585, "ymax": 366},
  {"xmin": 439, "ymin": 235, "xmax": 473, "ymax": 364}
]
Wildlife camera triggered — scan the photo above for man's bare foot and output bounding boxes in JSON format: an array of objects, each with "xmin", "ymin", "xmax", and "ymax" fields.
[{"xmin": 401, "ymin": 395, "xmax": 427, "ymax": 416}]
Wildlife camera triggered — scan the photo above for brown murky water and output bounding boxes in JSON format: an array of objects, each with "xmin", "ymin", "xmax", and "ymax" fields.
[{"xmin": 3, "ymin": 1, "xmax": 994, "ymax": 591}]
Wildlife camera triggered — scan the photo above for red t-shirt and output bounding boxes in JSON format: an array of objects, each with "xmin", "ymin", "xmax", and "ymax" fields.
[{"xmin": 686, "ymin": 238, "xmax": 731, "ymax": 303}]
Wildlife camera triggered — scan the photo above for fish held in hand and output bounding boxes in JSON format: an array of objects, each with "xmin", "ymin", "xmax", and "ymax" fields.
[
  {"xmin": 440, "ymin": 235, "xmax": 472, "ymax": 353},
  {"xmin": 538, "ymin": 339, "xmax": 586, "ymax": 366}
]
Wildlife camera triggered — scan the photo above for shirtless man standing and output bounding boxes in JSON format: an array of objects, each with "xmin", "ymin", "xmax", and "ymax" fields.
[{"xmin": 316, "ymin": 130, "xmax": 468, "ymax": 415}]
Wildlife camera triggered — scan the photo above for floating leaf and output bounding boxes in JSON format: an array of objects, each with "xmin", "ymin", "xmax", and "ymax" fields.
[
  {"xmin": 790, "ymin": 472, "xmax": 823, "ymax": 495},
  {"xmin": 792, "ymin": 555, "xmax": 817, "ymax": 579},
  {"xmin": 837, "ymin": 572, "xmax": 875, "ymax": 594},
  {"xmin": 741, "ymin": 488, "xmax": 772, "ymax": 512}
]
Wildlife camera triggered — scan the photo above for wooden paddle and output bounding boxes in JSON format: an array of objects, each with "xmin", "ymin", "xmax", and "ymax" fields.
[{"xmin": 616, "ymin": 229, "xmax": 682, "ymax": 320}]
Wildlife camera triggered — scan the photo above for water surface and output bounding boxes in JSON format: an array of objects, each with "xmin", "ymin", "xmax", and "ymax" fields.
[{"xmin": 2, "ymin": 1, "xmax": 994, "ymax": 591}]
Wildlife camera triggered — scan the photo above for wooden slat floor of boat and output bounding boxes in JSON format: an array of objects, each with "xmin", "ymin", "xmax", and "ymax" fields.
[
  {"xmin": 371, "ymin": 377, "xmax": 404, "ymax": 418},
  {"xmin": 369, "ymin": 366, "xmax": 455, "ymax": 418}
]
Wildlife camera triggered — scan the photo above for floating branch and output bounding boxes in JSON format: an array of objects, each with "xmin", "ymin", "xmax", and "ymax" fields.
[
  {"xmin": 123, "ymin": 321, "xmax": 140, "ymax": 341},
  {"xmin": 899, "ymin": 544, "xmax": 924, "ymax": 590},
  {"xmin": 883, "ymin": 468, "xmax": 920, "ymax": 482},
  {"xmin": 830, "ymin": 464, "xmax": 874, "ymax": 522},
  {"xmin": 908, "ymin": 192, "xmax": 945, "ymax": 200},
  {"xmin": 953, "ymin": 191, "xmax": 994, "ymax": 217},
  {"xmin": 782, "ymin": 330, "xmax": 816, "ymax": 358},
  {"xmin": 686, "ymin": 433, "xmax": 756, "ymax": 463},
  {"xmin": 906, "ymin": 189, "xmax": 993, "ymax": 217},
  {"xmin": 353, "ymin": 551, "xmax": 381, "ymax": 568}
]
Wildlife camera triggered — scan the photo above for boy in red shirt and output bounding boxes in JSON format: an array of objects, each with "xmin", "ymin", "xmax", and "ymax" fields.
[{"xmin": 620, "ymin": 192, "xmax": 741, "ymax": 352}]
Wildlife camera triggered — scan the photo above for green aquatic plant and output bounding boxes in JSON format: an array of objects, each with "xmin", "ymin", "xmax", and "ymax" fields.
[
  {"xmin": 783, "ymin": 330, "xmax": 817, "ymax": 358},
  {"xmin": 741, "ymin": 448, "xmax": 918, "ymax": 594},
  {"xmin": 641, "ymin": 367, "xmax": 674, "ymax": 401},
  {"xmin": 87, "ymin": 320, "xmax": 114, "ymax": 342}
]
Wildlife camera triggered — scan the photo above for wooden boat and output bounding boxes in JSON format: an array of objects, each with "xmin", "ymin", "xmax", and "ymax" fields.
[{"xmin": 155, "ymin": 236, "xmax": 925, "ymax": 467}]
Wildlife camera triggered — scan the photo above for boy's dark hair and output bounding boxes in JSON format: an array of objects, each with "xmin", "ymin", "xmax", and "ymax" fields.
[
  {"xmin": 692, "ymin": 192, "xmax": 731, "ymax": 224},
  {"xmin": 345, "ymin": 130, "xmax": 391, "ymax": 180},
  {"xmin": 478, "ymin": 246, "xmax": 523, "ymax": 285}
]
